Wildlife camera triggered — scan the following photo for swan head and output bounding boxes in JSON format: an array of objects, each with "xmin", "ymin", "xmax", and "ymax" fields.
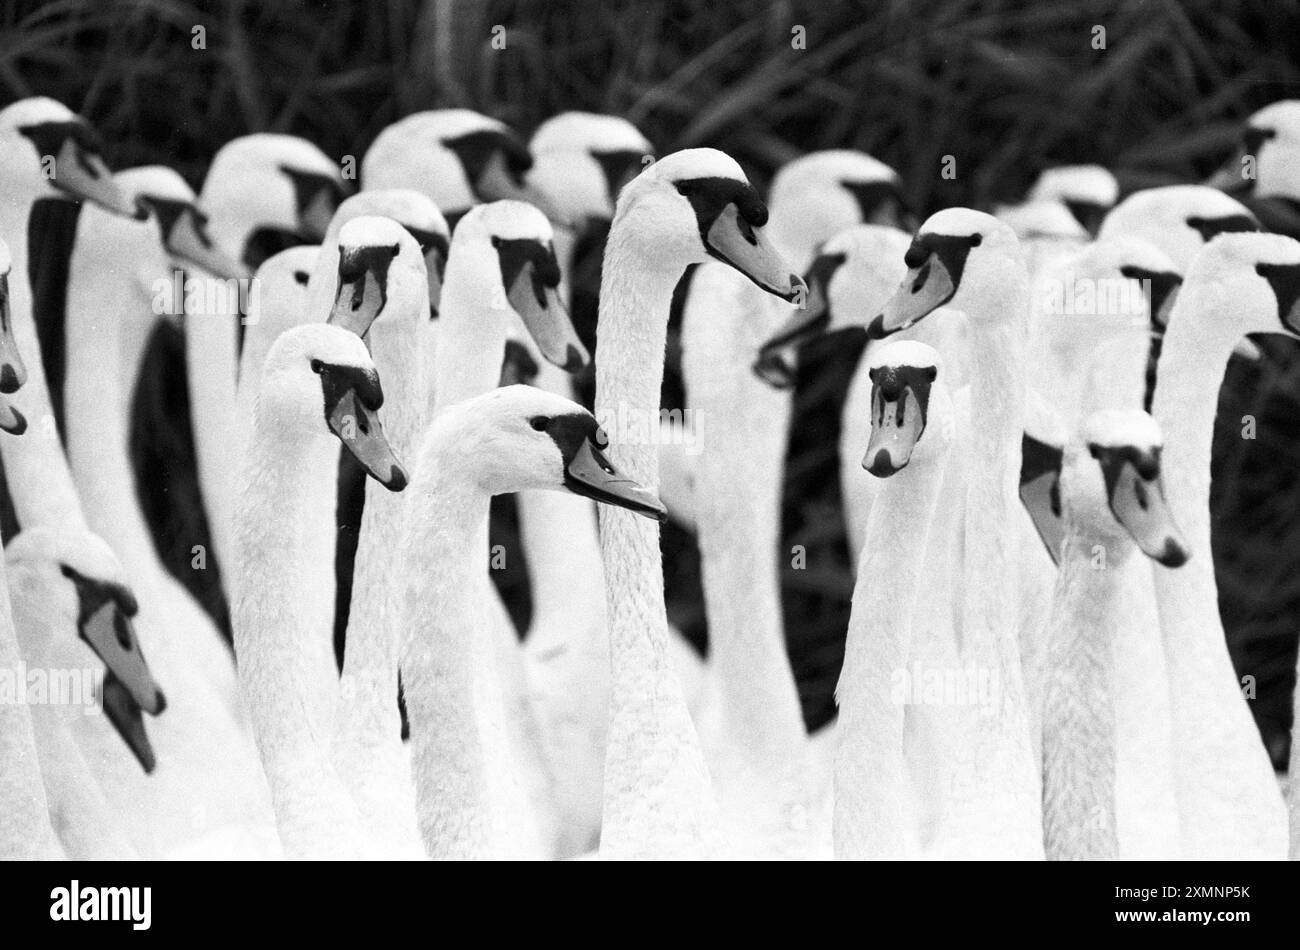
[
  {"xmin": 766, "ymin": 150, "xmax": 912, "ymax": 264},
  {"xmin": 449, "ymin": 201, "xmax": 589, "ymax": 372},
  {"xmin": 860, "ymin": 341, "xmax": 949, "ymax": 476},
  {"xmin": 995, "ymin": 200, "xmax": 1090, "ymax": 243},
  {"xmin": 326, "ymin": 215, "xmax": 428, "ymax": 339},
  {"xmin": 1038, "ymin": 236, "xmax": 1183, "ymax": 337},
  {"xmin": 260, "ymin": 323, "xmax": 407, "ymax": 491},
  {"xmin": 0, "ymin": 97, "xmax": 137, "ymax": 217},
  {"xmin": 361, "ymin": 109, "xmax": 560, "ymax": 224},
  {"xmin": 616, "ymin": 148, "xmax": 805, "ymax": 302},
  {"xmin": 1208, "ymin": 101, "xmax": 1300, "ymax": 201},
  {"xmin": 1097, "ymin": 186, "xmax": 1258, "ymax": 272},
  {"xmin": 5, "ymin": 526, "xmax": 167, "ymax": 771},
  {"xmin": 868, "ymin": 207, "xmax": 1019, "ymax": 339},
  {"xmin": 202, "ymin": 134, "xmax": 345, "ymax": 260},
  {"xmin": 122, "ymin": 166, "xmax": 249, "ymax": 282},
  {"xmin": 318, "ymin": 190, "xmax": 449, "ymax": 320},
  {"xmin": 0, "ymin": 238, "xmax": 28, "ymax": 400},
  {"xmin": 1025, "ymin": 164, "xmax": 1119, "ymax": 235},
  {"xmin": 1177, "ymin": 231, "xmax": 1300, "ymax": 342},
  {"xmin": 424, "ymin": 385, "xmax": 666, "ymax": 521},
  {"xmin": 755, "ymin": 224, "xmax": 911, "ymax": 387},
  {"xmin": 1063, "ymin": 410, "xmax": 1189, "ymax": 567},
  {"xmin": 528, "ymin": 112, "xmax": 653, "ymax": 228}
]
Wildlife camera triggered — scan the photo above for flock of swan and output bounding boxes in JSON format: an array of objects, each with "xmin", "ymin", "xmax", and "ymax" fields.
[{"xmin": 0, "ymin": 92, "xmax": 1298, "ymax": 861}]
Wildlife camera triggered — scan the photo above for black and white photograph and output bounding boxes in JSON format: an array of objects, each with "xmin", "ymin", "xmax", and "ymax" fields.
[{"xmin": 0, "ymin": 0, "xmax": 1298, "ymax": 900}]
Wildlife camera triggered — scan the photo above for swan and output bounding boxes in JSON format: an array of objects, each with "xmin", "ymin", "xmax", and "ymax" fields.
[
  {"xmin": 1040, "ymin": 409, "xmax": 1188, "ymax": 860},
  {"xmin": 399, "ymin": 384, "xmax": 665, "ymax": 858},
  {"xmin": 1208, "ymin": 100, "xmax": 1300, "ymax": 236},
  {"xmin": 677, "ymin": 152, "xmax": 908, "ymax": 856},
  {"xmin": 322, "ymin": 216, "xmax": 430, "ymax": 858},
  {"xmin": 1150, "ymin": 231, "xmax": 1298, "ymax": 859},
  {"xmin": 868, "ymin": 207, "xmax": 1045, "ymax": 858},
  {"xmin": 1098, "ymin": 185, "xmax": 1259, "ymax": 270},
  {"xmin": 362, "ymin": 109, "xmax": 559, "ymax": 226},
  {"xmin": 189, "ymin": 134, "xmax": 343, "ymax": 599},
  {"xmin": 834, "ymin": 340, "xmax": 955, "ymax": 859},
  {"xmin": 1025, "ymin": 164, "xmax": 1119, "ymax": 236},
  {"xmin": 430, "ymin": 198, "xmax": 591, "ymax": 856},
  {"xmin": 592, "ymin": 148, "xmax": 802, "ymax": 858},
  {"xmin": 233, "ymin": 321, "xmax": 406, "ymax": 859},
  {"xmin": 517, "ymin": 112, "xmax": 653, "ymax": 856}
]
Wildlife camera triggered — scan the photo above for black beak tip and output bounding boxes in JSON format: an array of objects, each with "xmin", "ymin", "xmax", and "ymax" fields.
[
  {"xmin": 152, "ymin": 689, "xmax": 167, "ymax": 715},
  {"xmin": 5, "ymin": 408, "xmax": 26, "ymax": 436},
  {"xmin": 0, "ymin": 363, "xmax": 21, "ymax": 394},
  {"xmin": 386, "ymin": 465, "xmax": 409, "ymax": 492},
  {"xmin": 864, "ymin": 449, "xmax": 900, "ymax": 477},
  {"xmin": 563, "ymin": 344, "xmax": 588, "ymax": 373},
  {"xmin": 1158, "ymin": 539, "xmax": 1189, "ymax": 568}
]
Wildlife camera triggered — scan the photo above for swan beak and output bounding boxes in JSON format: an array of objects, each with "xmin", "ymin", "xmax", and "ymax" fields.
[
  {"xmin": 1102, "ymin": 453, "xmax": 1189, "ymax": 567},
  {"xmin": 423, "ymin": 245, "xmax": 447, "ymax": 321},
  {"xmin": 1020, "ymin": 432, "xmax": 1066, "ymax": 565},
  {"xmin": 328, "ymin": 245, "xmax": 398, "ymax": 339},
  {"xmin": 99, "ymin": 673, "xmax": 159, "ymax": 774},
  {"xmin": 0, "ymin": 273, "xmax": 29, "ymax": 395},
  {"xmin": 1255, "ymin": 261, "xmax": 1300, "ymax": 337},
  {"xmin": 0, "ymin": 400, "xmax": 27, "ymax": 435},
  {"xmin": 1205, "ymin": 151, "xmax": 1252, "ymax": 194},
  {"xmin": 298, "ymin": 182, "xmax": 340, "ymax": 243},
  {"xmin": 51, "ymin": 137, "xmax": 138, "ymax": 218},
  {"xmin": 500, "ymin": 338, "xmax": 540, "ymax": 386},
  {"xmin": 862, "ymin": 380, "xmax": 928, "ymax": 477},
  {"xmin": 705, "ymin": 204, "xmax": 805, "ymax": 302},
  {"xmin": 327, "ymin": 389, "xmax": 407, "ymax": 492},
  {"xmin": 564, "ymin": 437, "xmax": 666, "ymax": 522},
  {"xmin": 504, "ymin": 258, "xmax": 589, "ymax": 372},
  {"xmin": 867, "ymin": 255, "xmax": 956, "ymax": 340},
  {"xmin": 753, "ymin": 251, "xmax": 844, "ymax": 388},
  {"xmin": 163, "ymin": 207, "xmax": 248, "ymax": 281}
]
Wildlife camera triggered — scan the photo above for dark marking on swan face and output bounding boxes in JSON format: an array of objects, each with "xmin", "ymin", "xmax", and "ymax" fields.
[
  {"xmin": 314, "ymin": 359, "xmax": 384, "ymax": 414},
  {"xmin": 401, "ymin": 225, "xmax": 448, "ymax": 320},
  {"xmin": 1088, "ymin": 442, "xmax": 1188, "ymax": 566},
  {"xmin": 1020, "ymin": 432, "xmax": 1066, "ymax": 564},
  {"xmin": 752, "ymin": 251, "xmax": 846, "ymax": 389},
  {"xmin": 444, "ymin": 129, "xmax": 533, "ymax": 193},
  {"xmin": 1119, "ymin": 265, "xmax": 1183, "ymax": 331},
  {"xmin": 1186, "ymin": 213, "xmax": 1259, "ymax": 242},
  {"xmin": 0, "ymin": 272, "xmax": 27, "ymax": 395},
  {"xmin": 492, "ymin": 237, "xmax": 586, "ymax": 370},
  {"xmin": 330, "ymin": 243, "xmax": 400, "ymax": 337},
  {"xmin": 59, "ymin": 562, "xmax": 165, "ymax": 773},
  {"xmin": 1243, "ymin": 126, "xmax": 1278, "ymax": 160},
  {"xmin": 675, "ymin": 176, "xmax": 769, "ymax": 237},
  {"xmin": 868, "ymin": 231, "xmax": 982, "ymax": 340},
  {"xmin": 313, "ymin": 359, "xmax": 407, "ymax": 492},
  {"xmin": 537, "ymin": 413, "xmax": 667, "ymax": 521},
  {"xmin": 1064, "ymin": 199, "xmax": 1108, "ymax": 237},
  {"xmin": 592, "ymin": 149, "xmax": 646, "ymax": 212},
  {"xmin": 280, "ymin": 165, "xmax": 345, "ymax": 241},
  {"xmin": 500, "ymin": 339, "xmax": 540, "ymax": 386},
  {"xmin": 1255, "ymin": 261, "xmax": 1300, "ymax": 335},
  {"xmin": 17, "ymin": 119, "xmax": 104, "ymax": 169},
  {"xmin": 842, "ymin": 179, "xmax": 909, "ymax": 228}
]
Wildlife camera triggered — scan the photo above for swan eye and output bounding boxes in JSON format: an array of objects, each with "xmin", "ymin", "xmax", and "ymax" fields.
[
  {"xmin": 310, "ymin": 358, "xmax": 323, "ymax": 374},
  {"xmin": 391, "ymin": 243, "xmax": 401, "ymax": 256},
  {"xmin": 293, "ymin": 270, "xmax": 310, "ymax": 286},
  {"xmin": 529, "ymin": 416, "xmax": 549, "ymax": 431}
]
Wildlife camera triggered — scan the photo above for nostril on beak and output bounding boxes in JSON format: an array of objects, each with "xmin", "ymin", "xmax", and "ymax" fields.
[
  {"xmin": 387, "ymin": 465, "xmax": 409, "ymax": 492},
  {"xmin": 0, "ymin": 363, "xmax": 21, "ymax": 394},
  {"xmin": 1159, "ymin": 539, "xmax": 1189, "ymax": 568},
  {"xmin": 563, "ymin": 344, "xmax": 587, "ymax": 373}
]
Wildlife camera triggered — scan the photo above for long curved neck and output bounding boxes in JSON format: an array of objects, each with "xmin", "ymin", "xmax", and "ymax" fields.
[
  {"xmin": 682, "ymin": 268, "xmax": 805, "ymax": 789},
  {"xmin": 63, "ymin": 232, "xmax": 162, "ymax": 576},
  {"xmin": 400, "ymin": 465, "xmax": 501, "ymax": 859},
  {"xmin": 834, "ymin": 452, "xmax": 948, "ymax": 859},
  {"xmin": 0, "ymin": 191, "xmax": 88, "ymax": 532},
  {"xmin": 0, "ymin": 556, "xmax": 60, "ymax": 859},
  {"xmin": 1041, "ymin": 525, "xmax": 1131, "ymax": 860},
  {"xmin": 434, "ymin": 257, "xmax": 509, "ymax": 410},
  {"xmin": 594, "ymin": 229, "xmax": 719, "ymax": 858},
  {"xmin": 1150, "ymin": 285, "xmax": 1287, "ymax": 859},
  {"xmin": 233, "ymin": 422, "xmax": 360, "ymax": 857},
  {"xmin": 338, "ymin": 311, "xmax": 425, "ymax": 760}
]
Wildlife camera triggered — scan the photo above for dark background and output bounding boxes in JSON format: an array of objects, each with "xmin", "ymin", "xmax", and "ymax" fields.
[{"xmin": 3, "ymin": 0, "xmax": 1299, "ymax": 763}]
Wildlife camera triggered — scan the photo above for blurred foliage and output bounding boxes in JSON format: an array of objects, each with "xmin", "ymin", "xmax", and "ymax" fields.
[{"xmin": 2, "ymin": 0, "xmax": 1299, "ymax": 759}]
